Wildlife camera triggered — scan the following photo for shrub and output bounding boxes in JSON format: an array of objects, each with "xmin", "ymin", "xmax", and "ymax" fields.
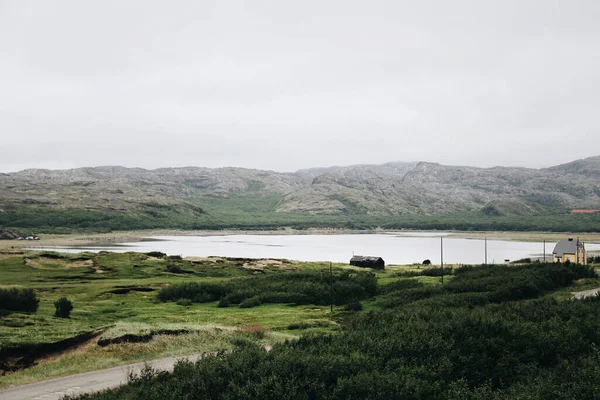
[
  {"xmin": 236, "ymin": 324, "xmax": 268, "ymax": 339},
  {"xmin": 344, "ymin": 300, "xmax": 363, "ymax": 311},
  {"xmin": 380, "ymin": 279, "xmax": 424, "ymax": 294},
  {"xmin": 287, "ymin": 321, "xmax": 331, "ymax": 330},
  {"xmin": 157, "ymin": 270, "xmax": 378, "ymax": 307},
  {"xmin": 287, "ymin": 322, "xmax": 312, "ymax": 330},
  {"xmin": 166, "ymin": 264, "xmax": 185, "ymax": 274},
  {"xmin": 217, "ymin": 297, "xmax": 230, "ymax": 308},
  {"xmin": 56, "ymin": 263, "xmax": 600, "ymax": 400},
  {"xmin": 157, "ymin": 282, "xmax": 228, "ymax": 303},
  {"xmin": 0, "ymin": 287, "xmax": 39, "ymax": 313},
  {"xmin": 239, "ymin": 296, "xmax": 262, "ymax": 308},
  {"xmin": 422, "ymin": 259, "xmax": 431, "ymax": 265},
  {"xmin": 54, "ymin": 297, "xmax": 73, "ymax": 318},
  {"xmin": 176, "ymin": 298, "xmax": 192, "ymax": 306},
  {"xmin": 588, "ymin": 256, "xmax": 600, "ymax": 264},
  {"xmin": 422, "ymin": 267, "xmax": 452, "ymax": 276},
  {"xmin": 145, "ymin": 251, "xmax": 166, "ymax": 258}
]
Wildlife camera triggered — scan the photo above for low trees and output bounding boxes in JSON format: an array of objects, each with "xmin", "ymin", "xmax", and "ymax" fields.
[
  {"xmin": 54, "ymin": 297, "xmax": 73, "ymax": 318},
  {"xmin": 0, "ymin": 287, "xmax": 39, "ymax": 312}
]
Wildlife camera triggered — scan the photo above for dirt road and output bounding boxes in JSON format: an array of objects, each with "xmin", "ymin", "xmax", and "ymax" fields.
[
  {"xmin": 572, "ymin": 288, "xmax": 600, "ymax": 299},
  {"xmin": 0, "ymin": 354, "xmax": 202, "ymax": 400}
]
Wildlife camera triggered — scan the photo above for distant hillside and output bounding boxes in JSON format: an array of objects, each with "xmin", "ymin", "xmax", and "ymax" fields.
[
  {"xmin": 544, "ymin": 155, "xmax": 600, "ymax": 177},
  {"xmin": 1, "ymin": 156, "xmax": 599, "ymax": 231},
  {"xmin": 280, "ymin": 158, "xmax": 600, "ymax": 215}
]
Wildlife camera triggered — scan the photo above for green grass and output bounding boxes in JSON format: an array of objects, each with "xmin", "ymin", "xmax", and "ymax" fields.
[
  {"xmin": 3, "ymin": 200, "xmax": 600, "ymax": 233},
  {"xmin": 63, "ymin": 262, "xmax": 600, "ymax": 400},
  {"xmin": 0, "ymin": 251, "xmax": 380, "ymax": 387}
]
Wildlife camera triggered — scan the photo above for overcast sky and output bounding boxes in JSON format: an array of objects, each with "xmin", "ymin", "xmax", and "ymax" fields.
[{"xmin": 1, "ymin": 1, "xmax": 599, "ymax": 173}]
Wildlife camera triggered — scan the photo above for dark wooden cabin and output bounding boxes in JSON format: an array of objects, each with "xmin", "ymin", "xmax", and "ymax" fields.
[{"xmin": 349, "ymin": 255, "xmax": 385, "ymax": 270}]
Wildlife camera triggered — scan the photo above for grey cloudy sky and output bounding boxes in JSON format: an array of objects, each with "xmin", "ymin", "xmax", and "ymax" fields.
[{"xmin": 1, "ymin": 0, "xmax": 599, "ymax": 173}]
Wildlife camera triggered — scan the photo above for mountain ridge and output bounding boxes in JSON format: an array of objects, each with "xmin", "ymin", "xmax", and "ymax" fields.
[{"xmin": 1, "ymin": 156, "xmax": 599, "ymax": 229}]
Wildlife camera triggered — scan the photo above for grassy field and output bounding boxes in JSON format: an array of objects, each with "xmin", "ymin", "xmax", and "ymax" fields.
[
  {"xmin": 67, "ymin": 261, "xmax": 600, "ymax": 399},
  {"xmin": 0, "ymin": 250, "xmax": 423, "ymax": 388},
  {"xmin": 2, "ymin": 249, "xmax": 598, "ymax": 391}
]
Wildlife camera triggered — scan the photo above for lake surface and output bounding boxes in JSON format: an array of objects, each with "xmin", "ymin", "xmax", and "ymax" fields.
[{"xmin": 33, "ymin": 233, "xmax": 600, "ymax": 265}]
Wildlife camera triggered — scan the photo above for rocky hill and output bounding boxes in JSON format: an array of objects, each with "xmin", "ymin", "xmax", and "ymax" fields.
[
  {"xmin": 281, "ymin": 157, "xmax": 600, "ymax": 215},
  {"xmin": 1, "ymin": 156, "xmax": 599, "ymax": 225}
]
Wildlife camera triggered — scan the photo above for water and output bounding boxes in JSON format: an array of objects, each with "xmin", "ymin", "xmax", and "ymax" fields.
[{"xmin": 32, "ymin": 233, "xmax": 600, "ymax": 265}]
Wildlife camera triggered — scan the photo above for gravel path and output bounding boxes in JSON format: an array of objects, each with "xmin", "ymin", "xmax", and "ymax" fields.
[{"xmin": 0, "ymin": 354, "xmax": 203, "ymax": 400}]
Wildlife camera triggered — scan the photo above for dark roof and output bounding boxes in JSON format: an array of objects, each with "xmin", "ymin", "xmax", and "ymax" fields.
[
  {"xmin": 350, "ymin": 256, "xmax": 383, "ymax": 262},
  {"xmin": 553, "ymin": 239, "xmax": 584, "ymax": 257}
]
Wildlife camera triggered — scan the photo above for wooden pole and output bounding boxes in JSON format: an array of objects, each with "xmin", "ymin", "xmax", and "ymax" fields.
[
  {"xmin": 543, "ymin": 240, "xmax": 546, "ymax": 263},
  {"xmin": 485, "ymin": 237, "xmax": 488, "ymax": 265},
  {"xmin": 441, "ymin": 237, "xmax": 444, "ymax": 285},
  {"xmin": 330, "ymin": 261, "xmax": 333, "ymax": 313}
]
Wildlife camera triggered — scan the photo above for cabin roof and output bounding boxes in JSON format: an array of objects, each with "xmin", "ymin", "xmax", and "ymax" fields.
[
  {"xmin": 553, "ymin": 239, "xmax": 584, "ymax": 257},
  {"xmin": 350, "ymin": 255, "xmax": 383, "ymax": 262}
]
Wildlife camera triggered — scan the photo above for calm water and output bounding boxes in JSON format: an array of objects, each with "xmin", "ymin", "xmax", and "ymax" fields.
[{"xmin": 32, "ymin": 233, "xmax": 600, "ymax": 265}]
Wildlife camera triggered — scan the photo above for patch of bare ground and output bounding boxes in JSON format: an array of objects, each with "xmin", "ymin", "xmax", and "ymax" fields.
[
  {"xmin": 242, "ymin": 259, "xmax": 283, "ymax": 272},
  {"xmin": 97, "ymin": 329, "xmax": 191, "ymax": 347},
  {"xmin": 0, "ymin": 330, "xmax": 105, "ymax": 375},
  {"xmin": 23, "ymin": 257, "xmax": 94, "ymax": 270}
]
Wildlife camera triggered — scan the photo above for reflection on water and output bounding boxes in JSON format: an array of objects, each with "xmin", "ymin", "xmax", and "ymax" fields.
[{"xmin": 27, "ymin": 233, "xmax": 600, "ymax": 265}]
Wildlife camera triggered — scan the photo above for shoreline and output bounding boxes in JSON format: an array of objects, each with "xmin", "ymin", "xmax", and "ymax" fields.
[{"xmin": 2, "ymin": 228, "xmax": 600, "ymax": 251}]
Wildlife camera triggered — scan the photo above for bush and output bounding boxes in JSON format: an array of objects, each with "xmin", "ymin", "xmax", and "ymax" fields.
[
  {"xmin": 59, "ymin": 263, "xmax": 600, "ymax": 400},
  {"xmin": 239, "ymin": 296, "xmax": 262, "ymax": 308},
  {"xmin": 217, "ymin": 297, "xmax": 230, "ymax": 308},
  {"xmin": 157, "ymin": 270, "xmax": 378, "ymax": 307},
  {"xmin": 422, "ymin": 267, "xmax": 452, "ymax": 276},
  {"xmin": 176, "ymin": 298, "xmax": 192, "ymax": 306},
  {"xmin": 288, "ymin": 321, "xmax": 331, "ymax": 330},
  {"xmin": 344, "ymin": 300, "xmax": 363, "ymax": 311},
  {"xmin": 380, "ymin": 279, "xmax": 424, "ymax": 294},
  {"xmin": 166, "ymin": 264, "xmax": 185, "ymax": 274},
  {"xmin": 0, "ymin": 287, "xmax": 39, "ymax": 313},
  {"xmin": 157, "ymin": 282, "xmax": 228, "ymax": 303},
  {"xmin": 236, "ymin": 324, "xmax": 268, "ymax": 339},
  {"xmin": 145, "ymin": 251, "xmax": 166, "ymax": 258},
  {"xmin": 422, "ymin": 259, "xmax": 431, "ymax": 265},
  {"xmin": 54, "ymin": 297, "xmax": 73, "ymax": 318},
  {"xmin": 287, "ymin": 322, "xmax": 312, "ymax": 330}
]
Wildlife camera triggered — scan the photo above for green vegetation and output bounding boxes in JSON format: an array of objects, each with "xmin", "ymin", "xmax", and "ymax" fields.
[
  {"xmin": 157, "ymin": 270, "xmax": 377, "ymax": 307},
  {"xmin": 2, "ymin": 202, "xmax": 600, "ymax": 233},
  {"xmin": 4, "ymin": 249, "xmax": 600, "ymax": 398},
  {"xmin": 0, "ymin": 251, "xmax": 352, "ymax": 387},
  {"xmin": 66, "ymin": 262, "xmax": 600, "ymax": 400},
  {"xmin": 54, "ymin": 297, "xmax": 73, "ymax": 318},
  {"xmin": 0, "ymin": 287, "xmax": 39, "ymax": 313}
]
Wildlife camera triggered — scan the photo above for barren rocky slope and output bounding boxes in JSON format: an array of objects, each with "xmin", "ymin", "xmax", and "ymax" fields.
[
  {"xmin": 1, "ymin": 156, "xmax": 599, "ymax": 220},
  {"xmin": 280, "ymin": 158, "xmax": 600, "ymax": 215}
]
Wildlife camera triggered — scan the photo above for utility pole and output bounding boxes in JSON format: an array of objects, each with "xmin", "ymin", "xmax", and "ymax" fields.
[
  {"xmin": 330, "ymin": 261, "xmax": 333, "ymax": 313},
  {"xmin": 484, "ymin": 237, "xmax": 488, "ymax": 265},
  {"xmin": 543, "ymin": 240, "xmax": 546, "ymax": 263},
  {"xmin": 440, "ymin": 237, "xmax": 444, "ymax": 285}
]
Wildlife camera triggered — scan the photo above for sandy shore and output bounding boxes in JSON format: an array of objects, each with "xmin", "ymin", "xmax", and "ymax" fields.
[
  {"xmin": 2, "ymin": 228, "xmax": 600, "ymax": 252},
  {"xmin": 0, "ymin": 228, "xmax": 377, "ymax": 250}
]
